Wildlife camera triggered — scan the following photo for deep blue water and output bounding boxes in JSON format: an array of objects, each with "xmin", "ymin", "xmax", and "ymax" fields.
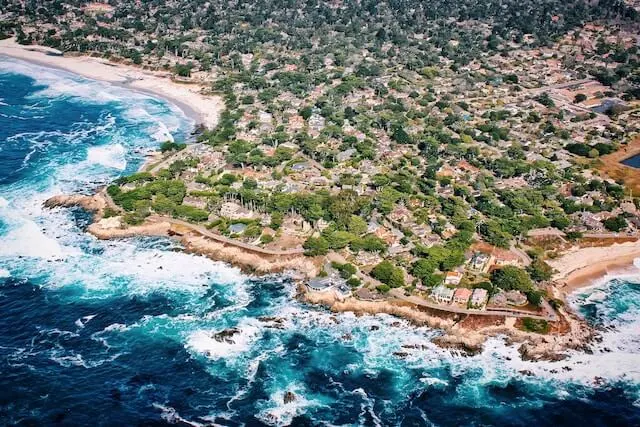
[{"xmin": 1, "ymin": 57, "xmax": 639, "ymax": 426}]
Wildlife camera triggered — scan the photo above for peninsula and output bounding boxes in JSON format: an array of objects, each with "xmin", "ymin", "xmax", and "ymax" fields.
[{"xmin": 4, "ymin": 0, "xmax": 640, "ymax": 360}]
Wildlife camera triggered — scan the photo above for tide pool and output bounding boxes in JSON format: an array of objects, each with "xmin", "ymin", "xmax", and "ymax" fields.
[{"xmin": 1, "ymin": 57, "xmax": 639, "ymax": 426}]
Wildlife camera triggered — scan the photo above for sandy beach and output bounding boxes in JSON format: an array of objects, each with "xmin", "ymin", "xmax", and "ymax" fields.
[
  {"xmin": 549, "ymin": 240, "xmax": 640, "ymax": 294},
  {"xmin": 0, "ymin": 38, "xmax": 223, "ymax": 129}
]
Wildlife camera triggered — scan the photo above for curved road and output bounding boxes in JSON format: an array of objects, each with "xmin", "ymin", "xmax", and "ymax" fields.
[{"xmin": 152, "ymin": 215, "xmax": 306, "ymax": 256}]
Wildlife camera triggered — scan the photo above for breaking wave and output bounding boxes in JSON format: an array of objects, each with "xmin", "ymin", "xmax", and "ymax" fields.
[{"xmin": 0, "ymin": 56, "xmax": 639, "ymax": 426}]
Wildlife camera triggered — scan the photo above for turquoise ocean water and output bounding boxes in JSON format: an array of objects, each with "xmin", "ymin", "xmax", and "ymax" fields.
[{"xmin": 0, "ymin": 57, "xmax": 639, "ymax": 426}]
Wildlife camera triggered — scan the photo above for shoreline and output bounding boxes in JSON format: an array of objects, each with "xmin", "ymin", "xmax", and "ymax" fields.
[
  {"xmin": 43, "ymin": 191, "xmax": 602, "ymax": 360},
  {"xmin": 0, "ymin": 38, "xmax": 223, "ymax": 129},
  {"xmin": 549, "ymin": 240, "xmax": 640, "ymax": 295}
]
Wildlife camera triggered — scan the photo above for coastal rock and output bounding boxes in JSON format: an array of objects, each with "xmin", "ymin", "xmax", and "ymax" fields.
[
  {"xmin": 44, "ymin": 193, "xmax": 106, "ymax": 213},
  {"xmin": 518, "ymin": 343, "xmax": 569, "ymax": 362},
  {"xmin": 212, "ymin": 328, "xmax": 241, "ymax": 344},
  {"xmin": 432, "ymin": 335, "xmax": 483, "ymax": 356},
  {"xmin": 283, "ymin": 391, "xmax": 296, "ymax": 404},
  {"xmin": 257, "ymin": 316, "xmax": 286, "ymax": 329}
]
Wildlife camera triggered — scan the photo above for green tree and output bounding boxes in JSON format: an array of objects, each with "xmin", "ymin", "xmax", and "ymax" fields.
[
  {"xmin": 527, "ymin": 259, "xmax": 553, "ymax": 282},
  {"xmin": 303, "ymin": 236, "xmax": 329, "ymax": 256},
  {"xmin": 347, "ymin": 215, "xmax": 368, "ymax": 236},
  {"xmin": 372, "ymin": 260, "xmax": 405, "ymax": 287},
  {"xmin": 574, "ymin": 93, "xmax": 587, "ymax": 103},
  {"xmin": 603, "ymin": 215, "xmax": 627, "ymax": 232},
  {"xmin": 491, "ymin": 266, "xmax": 533, "ymax": 292}
]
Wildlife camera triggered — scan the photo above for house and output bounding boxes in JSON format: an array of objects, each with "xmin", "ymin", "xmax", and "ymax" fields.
[
  {"xmin": 219, "ymin": 202, "xmax": 256, "ymax": 220},
  {"xmin": 307, "ymin": 277, "xmax": 333, "ymax": 292},
  {"xmin": 336, "ymin": 148, "xmax": 357, "ymax": 162},
  {"xmin": 444, "ymin": 271, "xmax": 463, "ymax": 286},
  {"xmin": 335, "ymin": 284, "xmax": 352, "ymax": 300},
  {"xmin": 355, "ymin": 287, "xmax": 384, "ymax": 301},
  {"xmin": 489, "ymin": 291, "xmax": 508, "ymax": 306},
  {"xmin": 389, "ymin": 206, "xmax": 412, "ymax": 223},
  {"xmin": 182, "ymin": 196, "xmax": 207, "ymax": 210},
  {"xmin": 470, "ymin": 252, "xmax": 491, "ymax": 272},
  {"xmin": 470, "ymin": 288, "xmax": 488, "ymax": 307},
  {"xmin": 432, "ymin": 285, "xmax": 454, "ymax": 304},
  {"xmin": 453, "ymin": 288, "xmax": 473, "ymax": 304},
  {"xmin": 290, "ymin": 162, "xmax": 309, "ymax": 172},
  {"xmin": 373, "ymin": 226, "xmax": 398, "ymax": 245},
  {"xmin": 492, "ymin": 251, "xmax": 522, "ymax": 268}
]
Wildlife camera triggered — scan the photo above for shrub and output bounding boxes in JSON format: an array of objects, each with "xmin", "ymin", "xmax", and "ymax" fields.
[
  {"xmin": 159, "ymin": 141, "xmax": 187, "ymax": 153},
  {"xmin": 346, "ymin": 277, "xmax": 361, "ymax": 288},
  {"xmin": 260, "ymin": 233, "xmax": 274, "ymax": 244},
  {"xmin": 174, "ymin": 205, "xmax": 209, "ymax": 222},
  {"xmin": 303, "ymin": 237, "xmax": 329, "ymax": 256},
  {"xmin": 372, "ymin": 261, "xmax": 405, "ymax": 288},
  {"xmin": 521, "ymin": 318, "xmax": 549, "ymax": 334},
  {"xmin": 376, "ymin": 284, "xmax": 391, "ymax": 293},
  {"xmin": 102, "ymin": 207, "xmax": 119, "ymax": 218}
]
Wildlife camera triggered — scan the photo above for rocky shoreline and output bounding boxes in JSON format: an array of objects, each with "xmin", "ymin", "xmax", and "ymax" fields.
[
  {"xmin": 45, "ymin": 192, "xmax": 597, "ymax": 363},
  {"xmin": 299, "ymin": 285, "xmax": 596, "ymax": 362},
  {"xmin": 44, "ymin": 192, "xmax": 318, "ymax": 277}
]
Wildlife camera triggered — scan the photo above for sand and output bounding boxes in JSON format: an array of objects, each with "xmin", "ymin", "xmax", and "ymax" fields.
[
  {"xmin": 0, "ymin": 38, "xmax": 223, "ymax": 129},
  {"xmin": 549, "ymin": 240, "xmax": 640, "ymax": 295}
]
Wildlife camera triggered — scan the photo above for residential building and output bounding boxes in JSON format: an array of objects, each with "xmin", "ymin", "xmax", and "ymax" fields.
[
  {"xmin": 453, "ymin": 288, "xmax": 473, "ymax": 304},
  {"xmin": 432, "ymin": 285, "xmax": 454, "ymax": 304},
  {"xmin": 444, "ymin": 271, "xmax": 463, "ymax": 286},
  {"xmin": 470, "ymin": 288, "xmax": 488, "ymax": 307}
]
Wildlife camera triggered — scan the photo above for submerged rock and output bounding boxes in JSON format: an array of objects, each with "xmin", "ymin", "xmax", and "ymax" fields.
[
  {"xmin": 283, "ymin": 391, "xmax": 296, "ymax": 404},
  {"xmin": 212, "ymin": 328, "xmax": 241, "ymax": 344},
  {"xmin": 258, "ymin": 316, "xmax": 286, "ymax": 329}
]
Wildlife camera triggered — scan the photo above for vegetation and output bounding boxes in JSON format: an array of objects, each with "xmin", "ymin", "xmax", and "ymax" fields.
[
  {"xmin": 17, "ymin": 0, "xmax": 640, "ymax": 321},
  {"xmin": 521, "ymin": 318, "xmax": 550, "ymax": 334}
]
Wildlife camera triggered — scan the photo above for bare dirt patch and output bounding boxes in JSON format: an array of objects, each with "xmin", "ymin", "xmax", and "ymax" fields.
[{"xmin": 598, "ymin": 136, "xmax": 640, "ymax": 195}]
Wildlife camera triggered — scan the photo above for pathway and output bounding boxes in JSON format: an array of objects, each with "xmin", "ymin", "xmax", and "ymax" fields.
[
  {"xmin": 152, "ymin": 216, "xmax": 305, "ymax": 256},
  {"xmin": 388, "ymin": 288, "xmax": 556, "ymax": 321}
]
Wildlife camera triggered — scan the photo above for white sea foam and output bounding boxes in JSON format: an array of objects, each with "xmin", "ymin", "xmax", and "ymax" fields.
[
  {"xmin": 255, "ymin": 382, "xmax": 325, "ymax": 427},
  {"xmin": 74, "ymin": 314, "xmax": 97, "ymax": 329},
  {"xmin": 152, "ymin": 404, "xmax": 205, "ymax": 427},
  {"xmin": 0, "ymin": 220, "xmax": 66, "ymax": 258},
  {"xmin": 0, "ymin": 268, "xmax": 10, "ymax": 278},
  {"xmin": 0, "ymin": 59, "xmax": 130, "ymax": 105},
  {"xmin": 86, "ymin": 143, "xmax": 127, "ymax": 170},
  {"xmin": 187, "ymin": 321, "xmax": 262, "ymax": 360}
]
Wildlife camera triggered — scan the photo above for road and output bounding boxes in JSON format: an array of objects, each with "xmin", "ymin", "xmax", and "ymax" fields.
[
  {"xmin": 156, "ymin": 216, "xmax": 306, "ymax": 256},
  {"xmin": 527, "ymin": 78, "xmax": 595, "ymax": 92},
  {"xmin": 388, "ymin": 288, "xmax": 556, "ymax": 321},
  {"xmin": 527, "ymin": 227, "xmax": 640, "ymax": 240},
  {"xmin": 147, "ymin": 143, "xmax": 205, "ymax": 174}
]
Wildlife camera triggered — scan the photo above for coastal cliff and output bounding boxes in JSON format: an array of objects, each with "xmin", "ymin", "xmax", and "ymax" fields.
[
  {"xmin": 44, "ymin": 192, "xmax": 318, "ymax": 277},
  {"xmin": 301, "ymin": 287, "xmax": 596, "ymax": 361},
  {"xmin": 45, "ymin": 192, "xmax": 598, "ymax": 362}
]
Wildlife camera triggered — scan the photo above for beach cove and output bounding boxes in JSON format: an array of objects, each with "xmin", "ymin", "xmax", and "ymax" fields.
[{"xmin": 0, "ymin": 37, "xmax": 223, "ymax": 129}]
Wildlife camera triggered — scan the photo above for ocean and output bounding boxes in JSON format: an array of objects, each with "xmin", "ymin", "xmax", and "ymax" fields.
[{"xmin": 0, "ymin": 56, "xmax": 639, "ymax": 426}]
